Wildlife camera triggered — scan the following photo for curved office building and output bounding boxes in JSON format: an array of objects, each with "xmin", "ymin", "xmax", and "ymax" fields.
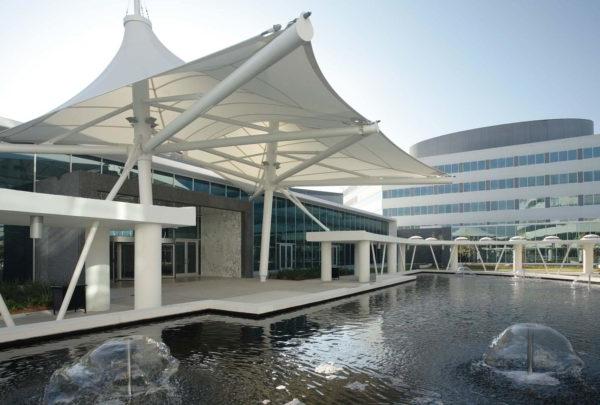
[{"xmin": 383, "ymin": 119, "xmax": 600, "ymax": 240}]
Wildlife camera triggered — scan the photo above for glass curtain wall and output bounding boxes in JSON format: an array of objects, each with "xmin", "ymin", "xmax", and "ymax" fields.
[{"xmin": 253, "ymin": 196, "xmax": 390, "ymax": 272}]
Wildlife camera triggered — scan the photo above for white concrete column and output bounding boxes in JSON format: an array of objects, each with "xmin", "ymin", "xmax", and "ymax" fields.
[
  {"xmin": 356, "ymin": 240, "xmax": 371, "ymax": 283},
  {"xmin": 387, "ymin": 243, "xmax": 397, "ymax": 274},
  {"xmin": 399, "ymin": 244, "xmax": 406, "ymax": 272},
  {"xmin": 582, "ymin": 243, "xmax": 594, "ymax": 275},
  {"xmin": 134, "ymin": 223, "xmax": 162, "ymax": 309},
  {"xmin": 259, "ymin": 186, "xmax": 274, "ymax": 282},
  {"xmin": 321, "ymin": 241, "xmax": 332, "ymax": 281},
  {"xmin": 85, "ymin": 226, "xmax": 110, "ymax": 312},
  {"xmin": 448, "ymin": 245, "xmax": 459, "ymax": 271},
  {"xmin": 131, "ymin": 78, "xmax": 163, "ymax": 309},
  {"xmin": 354, "ymin": 243, "xmax": 360, "ymax": 277},
  {"xmin": 513, "ymin": 244, "xmax": 524, "ymax": 272}
]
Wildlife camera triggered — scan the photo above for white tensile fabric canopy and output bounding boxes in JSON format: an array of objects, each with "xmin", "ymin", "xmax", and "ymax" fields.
[
  {"xmin": 0, "ymin": 5, "xmax": 451, "ymax": 317},
  {"xmin": 0, "ymin": 12, "xmax": 446, "ymax": 191}
]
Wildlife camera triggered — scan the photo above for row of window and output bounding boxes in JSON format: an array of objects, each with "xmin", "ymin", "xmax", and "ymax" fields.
[
  {"xmin": 433, "ymin": 145, "xmax": 600, "ymax": 174},
  {"xmin": 0, "ymin": 153, "xmax": 248, "ymax": 200},
  {"xmin": 383, "ymin": 194, "xmax": 600, "ymax": 217},
  {"xmin": 253, "ymin": 196, "xmax": 390, "ymax": 271},
  {"xmin": 383, "ymin": 170, "xmax": 600, "ymax": 198}
]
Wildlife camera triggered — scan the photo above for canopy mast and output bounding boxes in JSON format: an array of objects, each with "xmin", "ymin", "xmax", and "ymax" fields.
[{"xmin": 134, "ymin": 0, "xmax": 141, "ymax": 16}]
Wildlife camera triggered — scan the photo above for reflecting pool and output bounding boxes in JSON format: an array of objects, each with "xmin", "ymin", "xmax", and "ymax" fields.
[{"xmin": 1, "ymin": 274, "xmax": 599, "ymax": 404}]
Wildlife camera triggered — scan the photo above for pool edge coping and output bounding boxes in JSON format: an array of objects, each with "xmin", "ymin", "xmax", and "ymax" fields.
[{"xmin": 0, "ymin": 275, "xmax": 416, "ymax": 348}]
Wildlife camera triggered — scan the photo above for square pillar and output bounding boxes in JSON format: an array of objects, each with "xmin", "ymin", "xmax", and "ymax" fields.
[
  {"xmin": 85, "ymin": 226, "xmax": 110, "ymax": 312},
  {"xmin": 387, "ymin": 243, "xmax": 397, "ymax": 273},
  {"xmin": 356, "ymin": 240, "xmax": 371, "ymax": 283},
  {"xmin": 321, "ymin": 241, "xmax": 332, "ymax": 281},
  {"xmin": 134, "ymin": 223, "xmax": 162, "ymax": 309}
]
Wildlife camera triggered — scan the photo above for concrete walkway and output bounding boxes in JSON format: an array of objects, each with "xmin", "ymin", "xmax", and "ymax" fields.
[{"xmin": 0, "ymin": 273, "xmax": 415, "ymax": 346}]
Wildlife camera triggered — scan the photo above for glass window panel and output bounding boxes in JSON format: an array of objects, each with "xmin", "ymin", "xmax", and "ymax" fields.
[
  {"xmin": 174, "ymin": 175, "xmax": 193, "ymax": 190},
  {"xmin": 569, "ymin": 172, "xmax": 578, "ymax": 183},
  {"xmin": 583, "ymin": 170, "xmax": 594, "ymax": 182},
  {"xmin": 559, "ymin": 151, "xmax": 568, "ymax": 161},
  {"xmin": 583, "ymin": 147, "xmax": 593, "ymax": 159},
  {"xmin": 193, "ymin": 179, "xmax": 210, "ymax": 193},
  {"xmin": 536, "ymin": 176, "xmax": 545, "ymax": 186},
  {"xmin": 36, "ymin": 154, "xmax": 70, "ymax": 181},
  {"xmin": 0, "ymin": 153, "xmax": 34, "ymax": 191},
  {"xmin": 559, "ymin": 173, "xmax": 568, "ymax": 184},
  {"xmin": 568, "ymin": 149, "xmax": 577, "ymax": 160},
  {"xmin": 152, "ymin": 170, "xmax": 173, "ymax": 186},
  {"xmin": 226, "ymin": 186, "xmax": 241, "ymax": 199},
  {"xmin": 72, "ymin": 155, "xmax": 101, "ymax": 173},
  {"xmin": 210, "ymin": 182, "xmax": 226, "ymax": 196},
  {"xmin": 535, "ymin": 153, "xmax": 544, "ymax": 164},
  {"xmin": 102, "ymin": 159, "xmax": 124, "ymax": 177}
]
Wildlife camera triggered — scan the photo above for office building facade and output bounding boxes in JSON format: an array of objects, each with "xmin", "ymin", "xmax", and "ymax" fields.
[{"xmin": 383, "ymin": 119, "xmax": 600, "ymax": 241}]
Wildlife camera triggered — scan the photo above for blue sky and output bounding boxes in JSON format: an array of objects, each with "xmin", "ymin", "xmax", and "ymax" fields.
[{"xmin": 0, "ymin": 0, "xmax": 598, "ymax": 150}]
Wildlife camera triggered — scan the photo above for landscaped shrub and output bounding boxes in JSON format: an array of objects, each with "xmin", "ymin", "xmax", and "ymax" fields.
[{"xmin": 0, "ymin": 282, "xmax": 52, "ymax": 311}]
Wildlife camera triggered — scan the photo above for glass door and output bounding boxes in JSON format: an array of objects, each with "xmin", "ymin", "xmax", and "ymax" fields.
[
  {"xmin": 162, "ymin": 244, "xmax": 174, "ymax": 277},
  {"xmin": 117, "ymin": 242, "xmax": 135, "ymax": 279},
  {"xmin": 175, "ymin": 242, "xmax": 186, "ymax": 275},
  {"xmin": 333, "ymin": 244, "xmax": 340, "ymax": 267},
  {"xmin": 187, "ymin": 241, "xmax": 197, "ymax": 275},
  {"xmin": 278, "ymin": 243, "xmax": 294, "ymax": 270},
  {"xmin": 174, "ymin": 240, "xmax": 199, "ymax": 276}
]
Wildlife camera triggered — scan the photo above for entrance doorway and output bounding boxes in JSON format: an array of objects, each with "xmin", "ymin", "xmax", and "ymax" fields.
[
  {"xmin": 333, "ymin": 244, "xmax": 341, "ymax": 267},
  {"xmin": 174, "ymin": 240, "xmax": 198, "ymax": 276},
  {"xmin": 278, "ymin": 243, "xmax": 294, "ymax": 270},
  {"xmin": 111, "ymin": 237, "xmax": 199, "ymax": 280}
]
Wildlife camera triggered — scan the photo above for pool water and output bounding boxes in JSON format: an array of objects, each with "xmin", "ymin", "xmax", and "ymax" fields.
[{"xmin": 1, "ymin": 274, "xmax": 599, "ymax": 404}]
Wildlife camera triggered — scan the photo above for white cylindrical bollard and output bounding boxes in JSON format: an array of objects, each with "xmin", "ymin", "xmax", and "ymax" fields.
[
  {"xmin": 134, "ymin": 223, "xmax": 162, "ymax": 309},
  {"xmin": 321, "ymin": 241, "xmax": 332, "ymax": 282}
]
